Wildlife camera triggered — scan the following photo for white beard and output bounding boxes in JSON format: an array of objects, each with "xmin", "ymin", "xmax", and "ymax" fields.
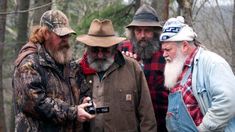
[{"xmin": 164, "ymin": 49, "xmax": 187, "ymax": 90}]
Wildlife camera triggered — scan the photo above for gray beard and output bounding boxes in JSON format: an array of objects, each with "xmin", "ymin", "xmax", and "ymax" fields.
[
  {"xmin": 132, "ymin": 38, "xmax": 160, "ymax": 59},
  {"xmin": 87, "ymin": 55, "xmax": 115, "ymax": 72}
]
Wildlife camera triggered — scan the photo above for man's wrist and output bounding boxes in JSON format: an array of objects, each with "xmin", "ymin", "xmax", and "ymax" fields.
[{"xmin": 197, "ymin": 123, "xmax": 209, "ymax": 132}]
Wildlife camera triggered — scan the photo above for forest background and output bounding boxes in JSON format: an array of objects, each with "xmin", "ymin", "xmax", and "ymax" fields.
[{"xmin": 0, "ymin": 0, "xmax": 234, "ymax": 131}]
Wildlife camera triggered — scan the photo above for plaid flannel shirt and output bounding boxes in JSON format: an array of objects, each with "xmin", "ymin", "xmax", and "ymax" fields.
[
  {"xmin": 119, "ymin": 41, "xmax": 169, "ymax": 131},
  {"xmin": 142, "ymin": 51, "xmax": 168, "ymax": 131},
  {"xmin": 171, "ymin": 48, "xmax": 203, "ymax": 126}
]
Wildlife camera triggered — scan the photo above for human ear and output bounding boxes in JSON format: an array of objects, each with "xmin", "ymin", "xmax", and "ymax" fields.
[
  {"xmin": 182, "ymin": 41, "xmax": 189, "ymax": 53},
  {"xmin": 44, "ymin": 30, "xmax": 50, "ymax": 40}
]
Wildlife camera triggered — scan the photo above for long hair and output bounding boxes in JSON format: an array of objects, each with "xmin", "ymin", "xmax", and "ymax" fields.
[{"xmin": 29, "ymin": 26, "xmax": 49, "ymax": 44}]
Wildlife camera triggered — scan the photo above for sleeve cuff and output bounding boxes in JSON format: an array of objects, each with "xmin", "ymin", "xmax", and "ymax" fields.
[{"xmin": 197, "ymin": 123, "xmax": 210, "ymax": 132}]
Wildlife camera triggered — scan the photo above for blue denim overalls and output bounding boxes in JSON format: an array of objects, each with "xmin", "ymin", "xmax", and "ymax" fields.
[{"xmin": 166, "ymin": 66, "xmax": 198, "ymax": 132}]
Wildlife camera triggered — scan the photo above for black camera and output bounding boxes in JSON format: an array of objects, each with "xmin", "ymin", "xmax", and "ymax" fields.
[
  {"xmin": 85, "ymin": 100, "xmax": 109, "ymax": 114},
  {"xmin": 86, "ymin": 100, "xmax": 96, "ymax": 114}
]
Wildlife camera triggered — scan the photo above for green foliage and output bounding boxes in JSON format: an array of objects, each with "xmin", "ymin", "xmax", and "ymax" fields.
[{"xmin": 75, "ymin": 2, "xmax": 134, "ymax": 37}]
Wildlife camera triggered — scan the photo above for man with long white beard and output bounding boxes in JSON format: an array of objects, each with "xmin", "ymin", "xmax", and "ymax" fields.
[
  {"xmin": 164, "ymin": 43, "xmax": 188, "ymax": 89},
  {"xmin": 75, "ymin": 19, "xmax": 157, "ymax": 132},
  {"xmin": 160, "ymin": 16, "xmax": 235, "ymax": 132},
  {"xmin": 13, "ymin": 9, "xmax": 95, "ymax": 132}
]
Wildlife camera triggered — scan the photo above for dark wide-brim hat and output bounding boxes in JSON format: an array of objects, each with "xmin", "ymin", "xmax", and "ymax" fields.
[
  {"xmin": 76, "ymin": 19, "xmax": 126, "ymax": 47},
  {"xmin": 126, "ymin": 4, "xmax": 162, "ymax": 28}
]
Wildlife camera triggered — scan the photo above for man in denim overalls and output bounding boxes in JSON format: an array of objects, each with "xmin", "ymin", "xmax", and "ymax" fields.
[{"xmin": 159, "ymin": 16, "xmax": 235, "ymax": 132}]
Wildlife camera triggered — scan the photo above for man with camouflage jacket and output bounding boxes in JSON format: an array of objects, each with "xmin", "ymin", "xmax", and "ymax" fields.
[{"xmin": 12, "ymin": 9, "xmax": 94, "ymax": 132}]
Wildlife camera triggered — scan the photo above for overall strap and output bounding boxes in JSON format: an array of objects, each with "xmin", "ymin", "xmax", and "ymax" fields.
[{"xmin": 180, "ymin": 66, "xmax": 193, "ymax": 86}]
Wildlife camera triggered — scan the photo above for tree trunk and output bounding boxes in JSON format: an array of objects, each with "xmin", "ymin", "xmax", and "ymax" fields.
[
  {"xmin": 15, "ymin": 0, "xmax": 30, "ymax": 54},
  {"xmin": 10, "ymin": 105, "xmax": 15, "ymax": 132},
  {"xmin": 135, "ymin": 0, "xmax": 141, "ymax": 12},
  {"xmin": 152, "ymin": 0, "xmax": 169, "ymax": 22},
  {"xmin": 33, "ymin": 0, "xmax": 52, "ymax": 26},
  {"xmin": 232, "ymin": 0, "xmax": 235, "ymax": 73},
  {"xmin": 0, "ymin": 0, "xmax": 7, "ymax": 131},
  {"xmin": 177, "ymin": 0, "xmax": 193, "ymax": 26}
]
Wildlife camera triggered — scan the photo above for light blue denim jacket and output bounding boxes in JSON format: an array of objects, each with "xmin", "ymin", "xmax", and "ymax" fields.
[{"xmin": 192, "ymin": 47, "xmax": 235, "ymax": 132}]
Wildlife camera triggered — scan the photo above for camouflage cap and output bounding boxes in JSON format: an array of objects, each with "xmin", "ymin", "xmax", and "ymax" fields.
[{"xmin": 40, "ymin": 9, "xmax": 76, "ymax": 36}]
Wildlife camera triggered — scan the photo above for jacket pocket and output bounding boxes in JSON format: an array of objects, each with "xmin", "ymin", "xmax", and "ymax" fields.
[
  {"xmin": 196, "ymin": 86, "xmax": 211, "ymax": 114},
  {"xmin": 119, "ymin": 89, "xmax": 135, "ymax": 111}
]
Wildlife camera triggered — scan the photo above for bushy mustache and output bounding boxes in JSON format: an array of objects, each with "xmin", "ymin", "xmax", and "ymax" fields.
[
  {"xmin": 59, "ymin": 43, "xmax": 70, "ymax": 50},
  {"xmin": 47, "ymin": 43, "xmax": 72, "ymax": 64},
  {"xmin": 133, "ymin": 39, "xmax": 160, "ymax": 59},
  {"xmin": 88, "ymin": 57, "xmax": 114, "ymax": 72}
]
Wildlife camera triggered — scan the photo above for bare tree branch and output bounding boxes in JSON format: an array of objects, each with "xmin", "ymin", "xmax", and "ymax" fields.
[
  {"xmin": 215, "ymin": 0, "xmax": 232, "ymax": 45},
  {"xmin": 192, "ymin": 0, "xmax": 209, "ymax": 21}
]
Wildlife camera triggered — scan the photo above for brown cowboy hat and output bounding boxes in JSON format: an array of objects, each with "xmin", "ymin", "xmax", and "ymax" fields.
[{"xmin": 76, "ymin": 19, "xmax": 126, "ymax": 47}]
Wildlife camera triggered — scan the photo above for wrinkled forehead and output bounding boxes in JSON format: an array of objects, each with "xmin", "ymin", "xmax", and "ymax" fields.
[{"xmin": 161, "ymin": 41, "xmax": 179, "ymax": 48}]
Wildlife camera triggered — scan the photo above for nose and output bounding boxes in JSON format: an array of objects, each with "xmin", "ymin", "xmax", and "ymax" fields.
[
  {"xmin": 140, "ymin": 30, "xmax": 145, "ymax": 39},
  {"xmin": 97, "ymin": 50, "xmax": 104, "ymax": 58},
  {"xmin": 63, "ymin": 36, "xmax": 69, "ymax": 42},
  {"xmin": 163, "ymin": 51, "xmax": 168, "ymax": 58}
]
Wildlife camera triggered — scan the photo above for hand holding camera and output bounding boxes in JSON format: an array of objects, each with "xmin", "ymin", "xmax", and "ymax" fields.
[
  {"xmin": 84, "ymin": 97, "xmax": 109, "ymax": 115},
  {"xmin": 76, "ymin": 99, "xmax": 95, "ymax": 122}
]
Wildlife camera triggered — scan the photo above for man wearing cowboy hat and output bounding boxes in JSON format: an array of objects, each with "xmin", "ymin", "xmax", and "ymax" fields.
[
  {"xmin": 120, "ymin": 4, "xmax": 168, "ymax": 132},
  {"xmin": 75, "ymin": 19, "xmax": 157, "ymax": 132}
]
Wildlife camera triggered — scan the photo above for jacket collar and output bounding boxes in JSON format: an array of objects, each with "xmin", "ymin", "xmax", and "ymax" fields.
[
  {"xmin": 114, "ymin": 50, "xmax": 125, "ymax": 66},
  {"xmin": 193, "ymin": 47, "xmax": 205, "ymax": 65}
]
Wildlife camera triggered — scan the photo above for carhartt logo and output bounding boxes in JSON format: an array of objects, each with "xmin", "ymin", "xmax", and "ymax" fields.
[{"xmin": 126, "ymin": 94, "xmax": 132, "ymax": 101}]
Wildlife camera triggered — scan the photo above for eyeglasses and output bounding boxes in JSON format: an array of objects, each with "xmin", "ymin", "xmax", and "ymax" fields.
[
  {"xmin": 88, "ymin": 47, "xmax": 114, "ymax": 54},
  {"xmin": 90, "ymin": 47, "xmax": 111, "ymax": 54}
]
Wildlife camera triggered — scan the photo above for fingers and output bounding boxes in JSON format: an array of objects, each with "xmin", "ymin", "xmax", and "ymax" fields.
[
  {"xmin": 133, "ymin": 53, "xmax": 137, "ymax": 59},
  {"xmin": 78, "ymin": 102, "xmax": 90, "ymax": 108},
  {"xmin": 121, "ymin": 51, "xmax": 137, "ymax": 59},
  {"xmin": 77, "ymin": 109, "xmax": 94, "ymax": 122},
  {"xmin": 122, "ymin": 51, "xmax": 130, "ymax": 56},
  {"xmin": 82, "ymin": 96, "xmax": 91, "ymax": 103},
  {"xmin": 77, "ymin": 103, "xmax": 95, "ymax": 122}
]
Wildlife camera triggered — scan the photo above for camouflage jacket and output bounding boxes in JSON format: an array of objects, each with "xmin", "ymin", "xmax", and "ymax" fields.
[{"xmin": 13, "ymin": 43, "xmax": 80, "ymax": 132}]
